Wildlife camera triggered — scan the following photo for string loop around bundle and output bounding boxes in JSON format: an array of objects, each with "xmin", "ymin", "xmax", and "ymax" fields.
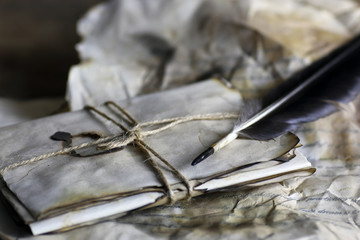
[
  {"xmin": 0, "ymin": 101, "xmax": 238, "ymax": 203},
  {"xmin": 86, "ymin": 101, "xmax": 193, "ymax": 202}
]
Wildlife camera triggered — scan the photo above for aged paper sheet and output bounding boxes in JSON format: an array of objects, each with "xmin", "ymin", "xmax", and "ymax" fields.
[{"xmin": 67, "ymin": 0, "xmax": 357, "ymax": 110}]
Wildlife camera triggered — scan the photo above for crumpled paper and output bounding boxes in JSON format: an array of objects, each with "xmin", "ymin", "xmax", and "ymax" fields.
[{"xmin": 66, "ymin": 0, "xmax": 354, "ymax": 110}]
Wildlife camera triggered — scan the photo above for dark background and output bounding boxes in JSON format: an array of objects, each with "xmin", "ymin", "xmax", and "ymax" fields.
[{"xmin": 0, "ymin": 0, "xmax": 103, "ymax": 99}]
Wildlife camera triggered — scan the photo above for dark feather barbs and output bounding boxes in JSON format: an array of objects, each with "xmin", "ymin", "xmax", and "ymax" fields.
[{"xmin": 192, "ymin": 35, "xmax": 360, "ymax": 166}]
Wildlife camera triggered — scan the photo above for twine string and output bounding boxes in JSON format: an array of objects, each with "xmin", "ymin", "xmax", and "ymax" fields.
[
  {"xmin": 87, "ymin": 102, "xmax": 191, "ymax": 202},
  {"xmin": 0, "ymin": 101, "xmax": 238, "ymax": 202}
]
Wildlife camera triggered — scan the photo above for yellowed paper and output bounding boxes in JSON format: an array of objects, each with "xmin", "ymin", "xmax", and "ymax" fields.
[{"xmin": 67, "ymin": 0, "xmax": 360, "ymax": 111}]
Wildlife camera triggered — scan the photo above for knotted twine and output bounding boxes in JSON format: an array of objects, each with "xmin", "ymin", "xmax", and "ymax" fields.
[{"xmin": 0, "ymin": 101, "xmax": 238, "ymax": 202}]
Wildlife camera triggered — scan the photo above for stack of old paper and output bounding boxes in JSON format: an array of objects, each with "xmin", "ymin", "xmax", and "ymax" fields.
[{"xmin": 0, "ymin": 79, "xmax": 314, "ymax": 235}]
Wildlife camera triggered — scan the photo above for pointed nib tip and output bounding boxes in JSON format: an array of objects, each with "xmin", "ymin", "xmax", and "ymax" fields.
[{"xmin": 191, "ymin": 147, "xmax": 215, "ymax": 166}]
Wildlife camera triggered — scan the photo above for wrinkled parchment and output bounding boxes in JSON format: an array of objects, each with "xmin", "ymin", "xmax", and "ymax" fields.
[{"xmin": 67, "ymin": 0, "xmax": 356, "ymax": 110}]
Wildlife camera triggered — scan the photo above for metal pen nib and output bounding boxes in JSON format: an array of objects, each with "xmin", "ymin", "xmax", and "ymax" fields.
[
  {"xmin": 191, "ymin": 132, "xmax": 238, "ymax": 166},
  {"xmin": 191, "ymin": 147, "xmax": 214, "ymax": 166}
]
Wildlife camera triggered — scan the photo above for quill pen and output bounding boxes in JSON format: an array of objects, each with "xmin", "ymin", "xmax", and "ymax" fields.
[{"xmin": 192, "ymin": 35, "xmax": 360, "ymax": 166}]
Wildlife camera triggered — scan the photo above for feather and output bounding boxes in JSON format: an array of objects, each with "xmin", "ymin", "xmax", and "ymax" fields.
[{"xmin": 192, "ymin": 35, "xmax": 360, "ymax": 166}]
